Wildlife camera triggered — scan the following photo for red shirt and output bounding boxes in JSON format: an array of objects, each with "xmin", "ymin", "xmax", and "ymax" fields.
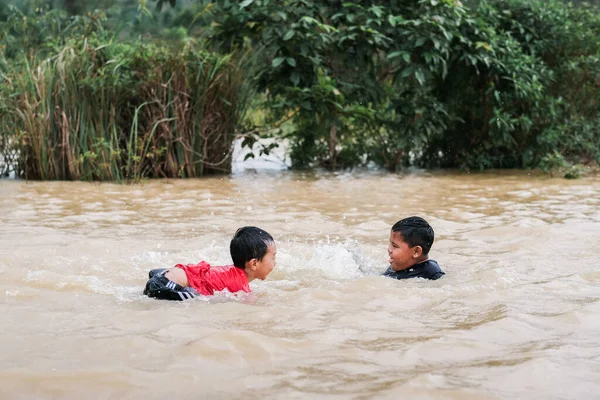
[{"xmin": 174, "ymin": 261, "xmax": 250, "ymax": 296}]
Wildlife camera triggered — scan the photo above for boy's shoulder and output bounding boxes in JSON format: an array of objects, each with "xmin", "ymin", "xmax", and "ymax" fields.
[
  {"xmin": 383, "ymin": 259, "xmax": 445, "ymax": 281},
  {"xmin": 422, "ymin": 260, "xmax": 444, "ymax": 280}
]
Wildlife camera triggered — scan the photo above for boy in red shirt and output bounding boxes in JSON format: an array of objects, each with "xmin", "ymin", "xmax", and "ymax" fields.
[{"xmin": 143, "ymin": 226, "xmax": 276, "ymax": 300}]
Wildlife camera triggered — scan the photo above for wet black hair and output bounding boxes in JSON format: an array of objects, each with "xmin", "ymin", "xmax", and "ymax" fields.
[
  {"xmin": 230, "ymin": 226, "xmax": 274, "ymax": 269},
  {"xmin": 391, "ymin": 216, "xmax": 434, "ymax": 255}
]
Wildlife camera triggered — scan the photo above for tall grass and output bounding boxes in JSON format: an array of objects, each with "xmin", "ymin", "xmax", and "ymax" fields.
[{"xmin": 0, "ymin": 36, "xmax": 253, "ymax": 180}]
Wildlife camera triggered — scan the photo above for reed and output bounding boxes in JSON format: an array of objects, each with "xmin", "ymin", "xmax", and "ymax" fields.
[{"xmin": 0, "ymin": 37, "xmax": 252, "ymax": 180}]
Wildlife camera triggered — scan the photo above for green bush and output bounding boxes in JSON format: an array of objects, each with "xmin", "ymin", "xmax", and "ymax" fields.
[{"xmin": 200, "ymin": 0, "xmax": 600, "ymax": 173}]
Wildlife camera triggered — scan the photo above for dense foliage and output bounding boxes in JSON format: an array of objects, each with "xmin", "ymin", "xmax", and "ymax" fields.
[
  {"xmin": 199, "ymin": 0, "xmax": 600, "ymax": 172},
  {"xmin": 1, "ymin": 0, "xmax": 599, "ymax": 179},
  {"xmin": 0, "ymin": 1, "xmax": 253, "ymax": 179}
]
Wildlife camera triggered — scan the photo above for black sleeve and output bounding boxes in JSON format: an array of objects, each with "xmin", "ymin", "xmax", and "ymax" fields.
[
  {"xmin": 428, "ymin": 271, "xmax": 445, "ymax": 280},
  {"xmin": 424, "ymin": 261, "xmax": 445, "ymax": 280}
]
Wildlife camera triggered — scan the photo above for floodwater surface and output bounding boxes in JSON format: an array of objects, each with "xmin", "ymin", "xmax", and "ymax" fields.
[{"xmin": 1, "ymin": 170, "xmax": 599, "ymax": 400}]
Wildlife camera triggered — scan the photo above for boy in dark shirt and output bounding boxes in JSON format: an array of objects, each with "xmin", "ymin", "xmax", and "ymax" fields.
[{"xmin": 382, "ymin": 216, "xmax": 445, "ymax": 280}]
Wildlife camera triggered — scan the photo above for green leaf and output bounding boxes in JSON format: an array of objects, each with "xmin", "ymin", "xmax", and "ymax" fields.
[
  {"xmin": 240, "ymin": 0, "xmax": 255, "ymax": 9},
  {"xmin": 290, "ymin": 72, "xmax": 300, "ymax": 86},
  {"xmin": 272, "ymin": 57, "xmax": 285, "ymax": 67},
  {"xmin": 400, "ymin": 66, "xmax": 414, "ymax": 78},
  {"xmin": 388, "ymin": 15, "xmax": 404, "ymax": 26},
  {"xmin": 370, "ymin": 6, "xmax": 383, "ymax": 18},
  {"xmin": 388, "ymin": 51, "xmax": 412, "ymax": 64},
  {"xmin": 283, "ymin": 30, "xmax": 295, "ymax": 41},
  {"xmin": 300, "ymin": 44, "xmax": 309, "ymax": 56},
  {"xmin": 274, "ymin": 11, "xmax": 287, "ymax": 21},
  {"xmin": 475, "ymin": 42, "xmax": 492, "ymax": 51},
  {"xmin": 388, "ymin": 51, "xmax": 405, "ymax": 59},
  {"xmin": 415, "ymin": 69, "xmax": 425, "ymax": 85},
  {"xmin": 494, "ymin": 91, "xmax": 500, "ymax": 102},
  {"xmin": 286, "ymin": 57, "xmax": 296, "ymax": 67},
  {"xmin": 415, "ymin": 37, "xmax": 426, "ymax": 47}
]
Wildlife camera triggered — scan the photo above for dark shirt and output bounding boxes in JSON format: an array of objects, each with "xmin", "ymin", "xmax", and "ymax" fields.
[{"xmin": 382, "ymin": 259, "xmax": 445, "ymax": 280}]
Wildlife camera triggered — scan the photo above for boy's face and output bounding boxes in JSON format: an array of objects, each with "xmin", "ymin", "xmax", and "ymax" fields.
[
  {"xmin": 388, "ymin": 231, "xmax": 422, "ymax": 271},
  {"xmin": 254, "ymin": 243, "xmax": 277, "ymax": 280}
]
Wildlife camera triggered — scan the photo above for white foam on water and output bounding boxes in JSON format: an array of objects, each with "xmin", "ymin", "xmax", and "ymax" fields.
[
  {"xmin": 274, "ymin": 239, "xmax": 372, "ymax": 281},
  {"xmin": 21, "ymin": 240, "xmax": 385, "ymax": 303}
]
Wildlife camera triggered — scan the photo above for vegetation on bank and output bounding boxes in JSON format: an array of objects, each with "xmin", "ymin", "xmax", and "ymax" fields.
[
  {"xmin": 0, "ymin": 5, "xmax": 253, "ymax": 180},
  {"xmin": 1, "ymin": 0, "xmax": 599, "ymax": 180}
]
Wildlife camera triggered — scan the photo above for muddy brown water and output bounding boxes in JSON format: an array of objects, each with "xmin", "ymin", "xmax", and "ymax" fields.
[{"xmin": 1, "ymin": 170, "xmax": 599, "ymax": 400}]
